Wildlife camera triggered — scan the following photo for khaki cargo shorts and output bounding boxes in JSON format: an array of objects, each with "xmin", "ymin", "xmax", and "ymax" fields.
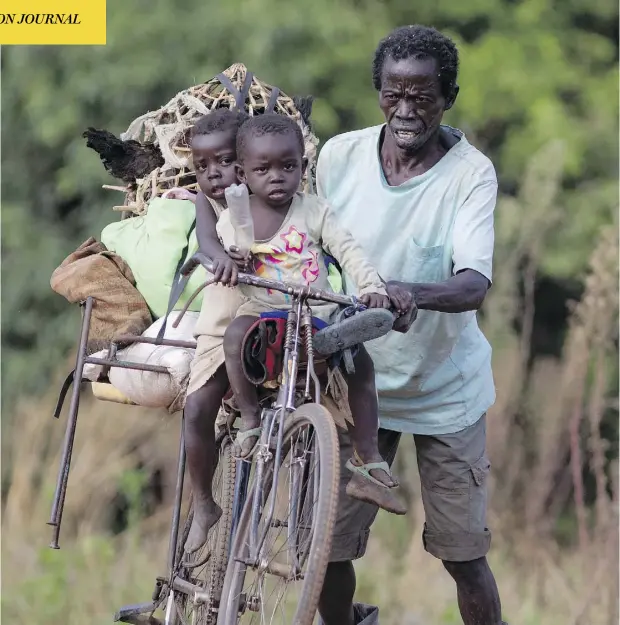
[{"xmin": 330, "ymin": 414, "xmax": 491, "ymax": 563}]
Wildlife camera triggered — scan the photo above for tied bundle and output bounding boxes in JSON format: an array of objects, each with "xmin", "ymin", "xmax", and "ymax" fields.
[{"xmin": 84, "ymin": 63, "xmax": 317, "ymax": 216}]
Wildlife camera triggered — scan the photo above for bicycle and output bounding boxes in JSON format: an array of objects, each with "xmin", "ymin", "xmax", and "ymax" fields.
[
  {"xmin": 174, "ymin": 252, "xmax": 414, "ymax": 625},
  {"xmin": 47, "ymin": 250, "xmax": 413, "ymax": 625}
]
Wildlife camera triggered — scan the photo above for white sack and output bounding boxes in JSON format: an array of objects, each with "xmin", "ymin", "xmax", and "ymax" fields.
[{"xmin": 108, "ymin": 311, "xmax": 199, "ymax": 413}]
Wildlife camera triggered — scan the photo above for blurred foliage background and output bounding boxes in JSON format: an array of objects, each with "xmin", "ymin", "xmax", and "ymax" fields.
[{"xmin": 1, "ymin": 0, "xmax": 618, "ymax": 623}]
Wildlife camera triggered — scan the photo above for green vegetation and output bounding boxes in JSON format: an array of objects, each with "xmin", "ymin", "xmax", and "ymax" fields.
[
  {"xmin": 1, "ymin": 1, "xmax": 618, "ymax": 623},
  {"xmin": 2, "ymin": 0, "xmax": 617, "ymax": 410}
]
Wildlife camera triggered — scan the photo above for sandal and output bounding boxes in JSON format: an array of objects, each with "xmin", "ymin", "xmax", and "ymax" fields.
[
  {"xmin": 234, "ymin": 426, "xmax": 262, "ymax": 459},
  {"xmin": 313, "ymin": 308, "xmax": 394, "ymax": 356},
  {"xmin": 345, "ymin": 455, "xmax": 407, "ymax": 515},
  {"xmin": 345, "ymin": 457, "xmax": 398, "ymax": 489}
]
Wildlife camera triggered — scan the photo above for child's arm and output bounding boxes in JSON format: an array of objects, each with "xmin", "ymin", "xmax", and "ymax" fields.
[
  {"xmin": 195, "ymin": 191, "xmax": 240, "ymax": 285},
  {"xmin": 307, "ymin": 198, "xmax": 388, "ymax": 306}
]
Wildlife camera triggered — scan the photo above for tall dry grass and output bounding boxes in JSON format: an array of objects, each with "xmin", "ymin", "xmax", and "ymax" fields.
[{"xmin": 2, "ymin": 143, "xmax": 618, "ymax": 625}]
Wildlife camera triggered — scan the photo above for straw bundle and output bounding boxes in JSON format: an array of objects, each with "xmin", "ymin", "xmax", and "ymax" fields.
[{"xmin": 109, "ymin": 63, "xmax": 318, "ymax": 215}]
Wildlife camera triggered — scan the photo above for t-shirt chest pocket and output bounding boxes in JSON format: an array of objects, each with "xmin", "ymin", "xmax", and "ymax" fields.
[{"xmin": 401, "ymin": 240, "xmax": 445, "ymax": 284}]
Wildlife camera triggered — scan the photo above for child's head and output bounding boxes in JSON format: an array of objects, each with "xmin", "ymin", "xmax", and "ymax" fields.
[
  {"xmin": 190, "ymin": 108, "xmax": 248, "ymax": 202},
  {"xmin": 236, "ymin": 113, "xmax": 306, "ymax": 208}
]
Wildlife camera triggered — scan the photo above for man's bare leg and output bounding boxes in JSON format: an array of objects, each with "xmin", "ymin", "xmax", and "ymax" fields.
[
  {"xmin": 443, "ymin": 557, "xmax": 504, "ymax": 625},
  {"xmin": 318, "ymin": 561, "xmax": 356, "ymax": 625}
]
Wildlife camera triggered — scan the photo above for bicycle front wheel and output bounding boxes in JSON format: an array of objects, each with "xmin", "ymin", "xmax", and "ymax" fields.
[{"xmin": 217, "ymin": 403, "xmax": 339, "ymax": 625}]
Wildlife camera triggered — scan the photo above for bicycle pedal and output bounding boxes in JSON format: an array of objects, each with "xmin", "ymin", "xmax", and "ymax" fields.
[{"xmin": 114, "ymin": 602, "xmax": 161, "ymax": 625}]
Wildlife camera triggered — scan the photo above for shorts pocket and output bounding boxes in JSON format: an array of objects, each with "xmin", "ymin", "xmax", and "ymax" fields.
[
  {"xmin": 468, "ymin": 454, "xmax": 491, "ymax": 532},
  {"xmin": 470, "ymin": 454, "xmax": 491, "ymax": 486}
]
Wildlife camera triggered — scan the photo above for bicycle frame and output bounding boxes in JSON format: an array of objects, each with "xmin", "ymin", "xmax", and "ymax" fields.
[{"xmin": 176, "ymin": 253, "xmax": 362, "ymax": 581}]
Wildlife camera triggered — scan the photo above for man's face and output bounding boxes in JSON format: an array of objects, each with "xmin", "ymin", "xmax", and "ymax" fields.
[{"xmin": 379, "ymin": 56, "xmax": 447, "ymax": 152}]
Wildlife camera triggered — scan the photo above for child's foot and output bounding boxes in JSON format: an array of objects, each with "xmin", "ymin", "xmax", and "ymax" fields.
[
  {"xmin": 234, "ymin": 413, "xmax": 261, "ymax": 459},
  {"xmin": 345, "ymin": 454, "xmax": 407, "ymax": 515},
  {"xmin": 185, "ymin": 498, "xmax": 223, "ymax": 554}
]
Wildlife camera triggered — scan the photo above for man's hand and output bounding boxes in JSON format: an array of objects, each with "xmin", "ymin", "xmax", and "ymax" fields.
[
  {"xmin": 360, "ymin": 292, "xmax": 391, "ymax": 309},
  {"xmin": 385, "ymin": 282, "xmax": 414, "ymax": 317},
  {"xmin": 162, "ymin": 187, "xmax": 197, "ymax": 203},
  {"xmin": 226, "ymin": 245, "xmax": 253, "ymax": 272},
  {"xmin": 211, "ymin": 254, "xmax": 239, "ymax": 286}
]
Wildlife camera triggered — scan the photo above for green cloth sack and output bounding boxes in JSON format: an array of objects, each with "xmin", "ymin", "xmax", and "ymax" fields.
[{"xmin": 101, "ymin": 198, "xmax": 207, "ymax": 319}]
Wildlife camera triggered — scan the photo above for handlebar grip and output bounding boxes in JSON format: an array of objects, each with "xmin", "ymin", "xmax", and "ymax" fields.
[
  {"xmin": 392, "ymin": 303, "xmax": 418, "ymax": 333},
  {"xmin": 388, "ymin": 281, "xmax": 418, "ymax": 333},
  {"xmin": 180, "ymin": 253, "xmax": 214, "ymax": 277}
]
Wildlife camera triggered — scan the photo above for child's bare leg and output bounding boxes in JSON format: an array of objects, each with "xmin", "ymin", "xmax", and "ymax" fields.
[
  {"xmin": 223, "ymin": 316, "xmax": 262, "ymax": 457},
  {"xmin": 343, "ymin": 346, "xmax": 406, "ymax": 515},
  {"xmin": 184, "ymin": 365, "xmax": 229, "ymax": 553}
]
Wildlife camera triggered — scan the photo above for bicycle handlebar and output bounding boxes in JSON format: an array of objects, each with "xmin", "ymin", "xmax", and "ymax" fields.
[{"xmin": 180, "ymin": 253, "xmax": 358, "ymax": 308}]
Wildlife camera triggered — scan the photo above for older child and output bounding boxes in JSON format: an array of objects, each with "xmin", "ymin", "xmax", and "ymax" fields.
[
  {"xmin": 177, "ymin": 108, "xmax": 249, "ymax": 554},
  {"xmin": 216, "ymin": 114, "xmax": 407, "ymax": 515}
]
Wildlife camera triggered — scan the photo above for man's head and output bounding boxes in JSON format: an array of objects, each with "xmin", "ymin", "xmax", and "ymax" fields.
[
  {"xmin": 236, "ymin": 114, "xmax": 306, "ymax": 208},
  {"xmin": 190, "ymin": 108, "xmax": 248, "ymax": 201},
  {"xmin": 373, "ymin": 25, "xmax": 459, "ymax": 152}
]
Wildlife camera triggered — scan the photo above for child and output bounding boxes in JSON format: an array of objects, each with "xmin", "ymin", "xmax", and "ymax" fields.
[
  {"xmin": 177, "ymin": 108, "xmax": 249, "ymax": 554},
  {"xmin": 215, "ymin": 114, "xmax": 407, "ymax": 515}
]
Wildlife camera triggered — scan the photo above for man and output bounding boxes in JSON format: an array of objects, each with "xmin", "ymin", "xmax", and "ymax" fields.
[{"xmin": 315, "ymin": 25, "xmax": 506, "ymax": 625}]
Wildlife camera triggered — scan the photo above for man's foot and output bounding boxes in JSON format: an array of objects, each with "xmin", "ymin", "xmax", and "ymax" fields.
[
  {"xmin": 184, "ymin": 498, "xmax": 223, "ymax": 554},
  {"xmin": 345, "ymin": 454, "xmax": 407, "ymax": 515},
  {"xmin": 234, "ymin": 413, "xmax": 261, "ymax": 459},
  {"xmin": 349, "ymin": 452, "xmax": 399, "ymax": 487}
]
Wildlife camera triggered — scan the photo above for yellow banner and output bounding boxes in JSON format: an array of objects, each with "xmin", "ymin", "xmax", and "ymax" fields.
[{"xmin": 0, "ymin": 0, "xmax": 106, "ymax": 45}]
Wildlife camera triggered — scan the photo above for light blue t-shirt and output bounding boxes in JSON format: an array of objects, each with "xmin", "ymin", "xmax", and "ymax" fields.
[{"xmin": 316, "ymin": 124, "xmax": 498, "ymax": 435}]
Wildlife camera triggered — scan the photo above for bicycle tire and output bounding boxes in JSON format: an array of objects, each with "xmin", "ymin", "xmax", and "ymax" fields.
[
  {"xmin": 171, "ymin": 434, "xmax": 237, "ymax": 625},
  {"xmin": 217, "ymin": 403, "xmax": 339, "ymax": 625}
]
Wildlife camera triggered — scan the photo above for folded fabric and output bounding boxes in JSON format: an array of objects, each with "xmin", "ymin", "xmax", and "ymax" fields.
[
  {"xmin": 101, "ymin": 197, "xmax": 208, "ymax": 318},
  {"xmin": 50, "ymin": 237, "xmax": 153, "ymax": 354}
]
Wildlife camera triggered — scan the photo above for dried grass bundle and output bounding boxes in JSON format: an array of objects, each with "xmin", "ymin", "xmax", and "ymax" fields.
[{"xmin": 113, "ymin": 63, "xmax": 318, "ymax": 215}]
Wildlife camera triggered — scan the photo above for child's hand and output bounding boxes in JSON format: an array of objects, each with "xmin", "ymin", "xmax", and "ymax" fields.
[
  {"xmin": 359, "ymin": 292, "xmax": 391, "ymax": 309},
  {"xmin": 227, "ymin": 245, "xmax": 253, "ymax": 272},
  {"xmin": 211, "ymin": 255, "xmax": 239, "ymax": 286},
  {"xmin": 162, "ymin": 187, "xmax": 197, "ymax": 203}
]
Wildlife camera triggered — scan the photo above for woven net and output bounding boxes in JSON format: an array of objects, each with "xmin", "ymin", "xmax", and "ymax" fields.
[{"xmin": 114, "ymin": 63, "xmax": 318, "ymax": 215}]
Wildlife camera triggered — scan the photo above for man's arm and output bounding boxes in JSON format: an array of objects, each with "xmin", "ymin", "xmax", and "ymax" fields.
[
  {"xmin": 390, "ymin": 175, "xmax": 497, "ymax": 314},
  {"xmin": 388, "ymin": 269, "xmax": 489, "ymax": 313}
]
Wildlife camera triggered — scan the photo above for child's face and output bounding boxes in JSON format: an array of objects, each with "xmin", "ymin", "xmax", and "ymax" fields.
[
  {"xmin": 237, "ymin": 133, "xmax": 304, "ymax": 209},
  {"xmin": 191, "ymin": 129, "xmax": 239, "ymax": 202}
]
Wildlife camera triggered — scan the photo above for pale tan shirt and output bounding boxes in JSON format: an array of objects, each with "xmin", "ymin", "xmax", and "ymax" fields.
[{"xmin": 216, "ymin": 192, "xmax": 386, "ymax": 321}]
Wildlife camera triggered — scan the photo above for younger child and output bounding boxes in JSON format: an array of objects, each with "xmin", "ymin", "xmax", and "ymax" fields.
[
  {"xmin": 215, "ymin": 114, "xmax": 407, "ymax": 514},
  {"xmin": 178, "ymin": 108, "xmax": 249, "ymax": 554}
]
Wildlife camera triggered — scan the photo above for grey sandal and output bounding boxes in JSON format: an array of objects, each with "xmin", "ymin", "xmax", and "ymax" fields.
[
  {"xmin": 234, "ymin": 427, "xmax": 262, "ymax": 459},
  {"xmin": 345, "ymin": 457, "xmax": 398, "ymax": 489},
  {"xmin": 313, "ymin": 308, "xmax": 394, "ymax": 357}
]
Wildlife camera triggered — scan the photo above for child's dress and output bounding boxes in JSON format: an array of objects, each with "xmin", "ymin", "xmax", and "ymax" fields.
[
  {"xmin": 216, "ymin": 192, "xmax": 386, "ymax": 323},
  {"xmin": 186, "ymin": 198, "xmax": 244, "ymax": 398}
]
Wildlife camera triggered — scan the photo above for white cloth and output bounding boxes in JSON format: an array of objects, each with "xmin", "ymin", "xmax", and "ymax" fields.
[{"xmin": 316, "ymin": 124, "xmax": 497, "ymax": 435}]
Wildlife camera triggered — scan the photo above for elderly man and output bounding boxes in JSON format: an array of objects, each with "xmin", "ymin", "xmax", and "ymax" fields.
[{"xmin": 315, "ymin": 25, "xmax": 506, "ymax": 625}]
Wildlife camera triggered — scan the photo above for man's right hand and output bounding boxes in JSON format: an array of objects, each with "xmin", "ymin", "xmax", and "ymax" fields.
[{"xmin": 386, "ymin": 281, "xmax": 415, "ymax": 317}]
